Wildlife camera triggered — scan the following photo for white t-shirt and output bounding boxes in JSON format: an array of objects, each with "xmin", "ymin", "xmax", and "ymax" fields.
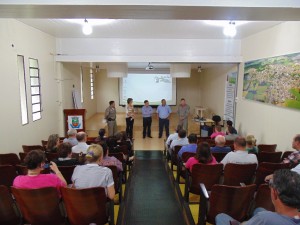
[
  {"xmin": 170, "ymin": 137, "xmax": 189, "ymax": 150},
  {"xmin": 221, "ymin": 150, "xmax": 258, "ymax": 167},
  {"xmin": 291, "ymin": 164, "xmax": 300, "ymax": 174},
  {"xmin": 72, "ymin": 164, "xmax": 114, "ymax": 195},
  {"xmin": 72, "ymin": 142, "xmax": 89, "ymax": 154}
]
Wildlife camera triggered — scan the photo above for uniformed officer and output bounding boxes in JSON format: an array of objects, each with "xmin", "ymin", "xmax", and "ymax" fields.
[
  {"xmin": 177, "ymin": 98, "xmax": 190, "ymax": 131},
  {"xmin": 105, "ymin": 101, "xmax": 117, "ymax": 136}
]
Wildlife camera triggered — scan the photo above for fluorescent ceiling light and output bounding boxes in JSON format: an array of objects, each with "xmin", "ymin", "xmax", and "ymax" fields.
[
  {"xmin": 82, "ymin": 19, "xmax": 92, "ymax": 35},
  {"xmin": 223, "ymin": 21, "xmax": 237, "ymax": 37}
]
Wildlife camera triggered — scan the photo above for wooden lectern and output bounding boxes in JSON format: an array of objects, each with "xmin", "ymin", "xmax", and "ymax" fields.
[{"xmin": 63, "ymin": 109, "xmax": 86, "ymax": 136}]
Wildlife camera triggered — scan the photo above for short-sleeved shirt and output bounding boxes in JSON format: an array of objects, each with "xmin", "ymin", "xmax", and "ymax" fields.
[
  {"xmin": 13, "ymin": 174, "xmax": 66, "ymax": 192},
  {"xmin": 63, "ymin": 137, "xmax": 78, "ymax": 146},
  {"xmin": 166, "ymin": 132, "xmax": 179, "ymax": 146},
  {"xmin": 99, "ymin": 156, "xmax": 123, "ymax": 172},
  {"xmin": 185, "ymin": 156, "xmax": 217, "ymax": 171},
  {"xmin": 126, "ymin": 105, "xmax": 134, "ymax": 118},
  {"xmin": 72, "ymin": 164, "xmax": 114, "ymax": 193},
  {"xmin": 211, "ymin": 146, "xmax": 232, "ymax": 153},
  {"xmin": 142, "ymin": 105, "xmax": 153, "ymax": 118},
  {"xmin": 178, "ymin": 143, "xmax": 197, "ymax": 158},
  {"xmin": 177, "ymin": 104, "xmax": 190, "ymax": 119},
  {"xmin": 220, "ymin": 150, "xmax": 258, "ymax": 167},
  {"xmin": 170, "ymin": 137, "xmax": 189, "ymax": 151},
  {"xmin": 157, "ymin": 105, "xmax": 172, "ymax": 119},
  {"xmin": 72, "ymin": 142, "xmax": 89, "ymax": 154},
  {"xmin": 246, "ymin": 211, "xmax": 300, "ymax": 225},
  {"xmin": 105, "ymin": 106, "xmax": 116, "ymax": 120}
]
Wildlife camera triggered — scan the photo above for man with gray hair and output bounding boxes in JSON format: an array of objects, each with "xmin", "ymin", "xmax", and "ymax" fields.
[
  {"xmin": 72, "ymin": 132, "xmax": 89, "ymax": 154},
  {"xmin": 216, "ymin": 169, "xmax": 300, "ymax": 225},
  {"xmin": 211, "ymin": 135, "xmax": 231, "ymax": 153},
  {"xmin": 63, "ymin": 128, "xmax": 78, "ymax": 146}
]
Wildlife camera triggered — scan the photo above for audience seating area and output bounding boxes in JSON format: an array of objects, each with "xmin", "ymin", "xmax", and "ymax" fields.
[
  {"xmin": 0, "ymin": 137, "xmax": 133, "ymax": 225},
  {"xmin": 166, "ymin": 138, "xmax": 295, "ymax": 225}
]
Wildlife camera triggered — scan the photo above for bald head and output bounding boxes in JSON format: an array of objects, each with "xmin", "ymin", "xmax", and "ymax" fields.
[
  {"xmin": 76, "ymin": 132, "xmax": 87, "ymax": 143},
  {"xmin": 215, "ymin": 135, "xmax": 226, "ymax": 147}
]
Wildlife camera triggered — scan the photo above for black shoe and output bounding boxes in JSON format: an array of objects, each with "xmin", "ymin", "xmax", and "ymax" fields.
[
  {"xmin": 143, "ymin": 136, "xmax": 145, "ymax": 139},
  {"xmin": 148, "ymin": 136, "xmax": 153, "ymax": 138},
  {"xmin": 159, "ymin": 136, "xmax": 162, "ymax": 138}
]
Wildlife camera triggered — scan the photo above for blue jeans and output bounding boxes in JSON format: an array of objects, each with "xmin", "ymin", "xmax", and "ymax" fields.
[{"xmin": 215, "ymin": 207, "xmax": 266, "ymax": 225}]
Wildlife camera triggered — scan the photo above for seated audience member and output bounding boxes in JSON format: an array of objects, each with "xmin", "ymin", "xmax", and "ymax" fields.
[
  {"xmin": 211, "ymin": 135, "xmax": 232, "ymax": 153},
  {"xmin": 63, "ymin": 128, "xmax": 78, "ymax": 146},
  {"xmin": 46, "ymin": 134, "xmax": 60, "ymax": 153},
  {"xmin": 95, "ymin": 128, "xmax": 107, "ymax": 144},
  {"xmin": 216, "ymin": 169, "xmax": 300, "ymax": 225},
  {"xmin": 246, "ymin": 134, "xmax": 258, "ymax": 154},
  {"xmin": 225, "ymin": 126, "xmax": 239, "ymax": 141},
  {"xmin": 210, "ymin": 125, "xmax": 225, "ymax": 139},
  {"xmin": 116, "ymin": 131, "xmax": 134, "ymax": 160},
  {"xmin": 226, "ymin": 120, "xmax": 237, "ymax": 134},
  {"xmin": 185, "ymin": 142, "xmax": 217, "ymax": 172},
  {"xmin": 13, "ymin": 150, "xmax": 67, "ymax": 190},
  {"xmin": 178, "ymin": 133, "xmax": 198, "ymax": 158},
  {"xmin": 72, "ymin": 132, "xmax": 89, "ymax": 154},
  {"xmin": 283, "ymin": 134, "xmax": 300, "ymax": 168},
  {"xmin": 53, "ymin": 143, "xmax": 82, "ymax": 166},
  {"xmin": 165, "ymin": 125, "xmax": 183, "ymax": 151},
  {"xmin": 71, "ymin": 144, "xmax": 115, "ymax": 200},
  {"xmin": 169, "ymin": 129, "xmax": 189, "ymax": 156},
  {"xmin": 99, "ymin": 143, "xmax": 123, "ymax": 172},
  {"xmin": 220, "ymin": 136, "xmax": 258, "ymax": 167}
]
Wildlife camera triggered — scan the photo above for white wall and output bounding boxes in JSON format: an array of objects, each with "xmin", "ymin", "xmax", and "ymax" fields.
[
  {"xmin": 200, "ymin": 64, "xmax": 238, "ymax": 118},
  {"xmin": 0, "ymin": 19, "xmax": 59, "ymax": 153},
  {"xmin": 236, "ymin": 21, "xmax": 300, "ymax": 151}
]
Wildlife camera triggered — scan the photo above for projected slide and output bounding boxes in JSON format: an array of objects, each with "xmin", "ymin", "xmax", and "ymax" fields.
[{"xmin": 119, "ymin": 73, "xmax": 176, "ymax": 105}]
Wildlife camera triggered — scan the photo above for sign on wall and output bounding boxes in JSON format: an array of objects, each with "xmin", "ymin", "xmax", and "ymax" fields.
[
  {"xmin": 243, "ymin": 52, "xmax": 300, "ymax": 110},
  {"xmin": 224, "ymin": 72, "xmax": 237, "ymax": 122},
  {"xmin": 68, "ymin": 115, "xmax": 83, "ymax": 129}
]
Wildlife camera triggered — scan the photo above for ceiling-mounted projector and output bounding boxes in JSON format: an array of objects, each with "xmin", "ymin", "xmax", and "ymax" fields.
[{"xmin": 145, "ymin": 62, "xmax": 155, "ymax": 70}]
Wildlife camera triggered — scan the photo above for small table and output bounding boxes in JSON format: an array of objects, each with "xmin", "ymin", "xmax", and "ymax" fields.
[
  {"xmin": 194, "ymin": 106, "xmax": 206, "ymax": 118},
  {"xmin": 193, "ymin": 118, "xmax": 215, "ymax": 137}
]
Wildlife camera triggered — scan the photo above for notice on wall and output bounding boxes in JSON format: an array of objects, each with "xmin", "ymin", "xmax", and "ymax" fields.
[
  {"xmin": 224, "ymin": 72, "xmax": 237, "ymax": 123},
  {"xmin": 68, "ymin": 115, "xmax": 83, "ymax": 130}
]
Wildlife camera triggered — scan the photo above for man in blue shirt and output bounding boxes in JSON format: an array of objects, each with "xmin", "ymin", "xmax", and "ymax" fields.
[
  {"xmin": 157, "ymin": 99, "xmax": 172, "ymax": 138},
  {"xmin": 211, "ymin": 135, "xmax": 232, "ymax": 153},
  {"xmin": 178, "ymin": 133, "xmax": 198, "ymax": 158},
  {"xmin": 141, "ymin": 100, "xmax": 153, "ymax": 138}
]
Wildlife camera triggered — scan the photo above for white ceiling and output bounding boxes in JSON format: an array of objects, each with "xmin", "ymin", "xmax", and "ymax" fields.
[{"xmin": 17, "ymin": 19, "xmax": 281, "ymax": 39}]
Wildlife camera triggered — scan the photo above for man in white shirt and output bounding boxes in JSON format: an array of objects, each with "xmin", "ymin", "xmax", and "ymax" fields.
[
  {"xmin": 168, "ymin": 129, "xmax": 189, "ymax": 156},
  {"xmin": 72, "ymin": 132, "xmax": 90, "ymax": 154},
  {"xmin": 165, "ymin": 124, "xmax": 182, "ymax": 151},
  {"xmin": 221, "ymin": 136, "xmax": 258, "ymax": 167}
]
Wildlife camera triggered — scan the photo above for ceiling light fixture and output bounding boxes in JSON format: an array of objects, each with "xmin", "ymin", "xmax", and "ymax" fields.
[
  {"xmin": 82, "ymin": 19, "xmax": 93, "ymax": 35},
  {"xmin": 223, "ymin": 21, "xmax": 237, "ymax": 37}
]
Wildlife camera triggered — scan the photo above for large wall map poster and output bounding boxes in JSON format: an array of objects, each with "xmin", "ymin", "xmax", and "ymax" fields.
[{"xmin": 243, "ymin": 52, "xmax": 300, "ymax": 110}]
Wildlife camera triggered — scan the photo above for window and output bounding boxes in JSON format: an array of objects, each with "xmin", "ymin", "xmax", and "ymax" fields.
[
  {"xmin": 90, "ymin": 69, "xmax": 94, "ymax": 99},
  {"xmin": 29, "ymin": 58, "xmax": 42, "ymax": 121},
  {"xmin": 17, "ymin": 55, "xmax": 29, "ymax": 125}
]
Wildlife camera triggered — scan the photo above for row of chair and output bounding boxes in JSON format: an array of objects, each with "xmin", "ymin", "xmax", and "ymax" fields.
[{"xmin": 0, "ymin": 185, "xmax": 114, "ymax": 225}]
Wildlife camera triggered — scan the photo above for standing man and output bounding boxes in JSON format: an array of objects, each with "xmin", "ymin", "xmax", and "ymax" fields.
[
  {"xmin": 142, "ymin": 100, "xmax": 153, "ymax": 138},
  {"xmin": 157, "ymin": 99, "xmax": 172, "ymax": 138},
  {"xmin": 177, "ymin": 98, "xmax": 190, "ymax": 131},
  {"xmin": 105, "ymin": 100, "xmax": 117, "ymax": 137}
]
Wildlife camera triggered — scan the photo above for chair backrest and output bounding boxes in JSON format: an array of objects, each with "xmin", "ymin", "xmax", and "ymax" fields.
[
  {"xmin": 22, "ymin": 145, "xmax": 44, "ymax": 153},
  {"xmin": 15, "ymin": 164, "xmax": 50, "ymax": 175},
  {"xmin": 58, "ymin": 166, "xmax": 76, "ymax": 185},
  {"xmin": 190, "ymin": 164, "xmax": 223, "ymax": 194},
  {"xmin": 254, "ymin": 184, "xmax": 275, "ymax": 212},
  {"xmin": 18, "ymin": 152, "xmax": 27, "ymax": 162},
  {"xmin": 182, "ymin": 152, "xmax": 196, "ymax": 163},
  {"xmin": 223, "ymin": 163, "xmax": 257, "ymax": 186},
  {"xmin": 0, "ymin": 153, "xmax": 21, "ymax": 166},
  {"xmin": 11, "ymin": 187, "xmax": 65, "ymax": 225},
  {"xmin": 45, "ymin": 152, "xmax": 59, "ymax": 162},
  {"xmin": 257, "ymin": 151, "xmax": 282, "ymax": 163},
  {"xmin": 257, "ymin": 144, "xmax": 277, "ymax": 153},
  {"xmin": 0, "ymin": 185, "xmax": 20, "ymax": 225},
  {"xmin": 60, "ymin": 186, "xmax": 108, "ymax": 225},
  {"xmin": 0, "ymin": 165, "xmax": 18, "ymax": 187},
  {"xmin": 281, "ymin": 150, "xmax": 295, "ymax": 161},
  {"xmin": 212, "ymin": 152, "xmax": 227, "ymax": 163},
  {"xmin": 206, "ymin": 184, "xmax": 256, "ymax": 223},
  {"xmin": 254, "ymin": 162, "xmax": 290, "ymax": 187},
  {"xmin": 106, "ymin": 165, "xmax": 120, "ymax": 192},
  {"xmin": 171, "ymin": 145, "xmax": 183, "ymax": 166}
]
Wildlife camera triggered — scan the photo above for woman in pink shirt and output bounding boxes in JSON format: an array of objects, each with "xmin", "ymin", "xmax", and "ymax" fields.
[
  {"xmin": 185, "ymin": 142, "xmax": 217, "ymax": 172},
  {"xmin": 13, "ymin": 150, "xmax": 67, "ymax": 191},
  {"xmin": 210, "ymin": 125, "xmax": 225, "ymax": 139}
]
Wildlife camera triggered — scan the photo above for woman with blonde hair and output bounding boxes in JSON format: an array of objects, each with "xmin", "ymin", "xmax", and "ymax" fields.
[
  {"xmin": 71, "ymin": 144, "xmax": 115, "ymax": 199},
  {"xmin": 246, "ymin": 134, "xmax": 258, "ymax": 154},
  {"xmin": 46, "ymin": 134, "xmax": 60, "ymax": 153}
]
